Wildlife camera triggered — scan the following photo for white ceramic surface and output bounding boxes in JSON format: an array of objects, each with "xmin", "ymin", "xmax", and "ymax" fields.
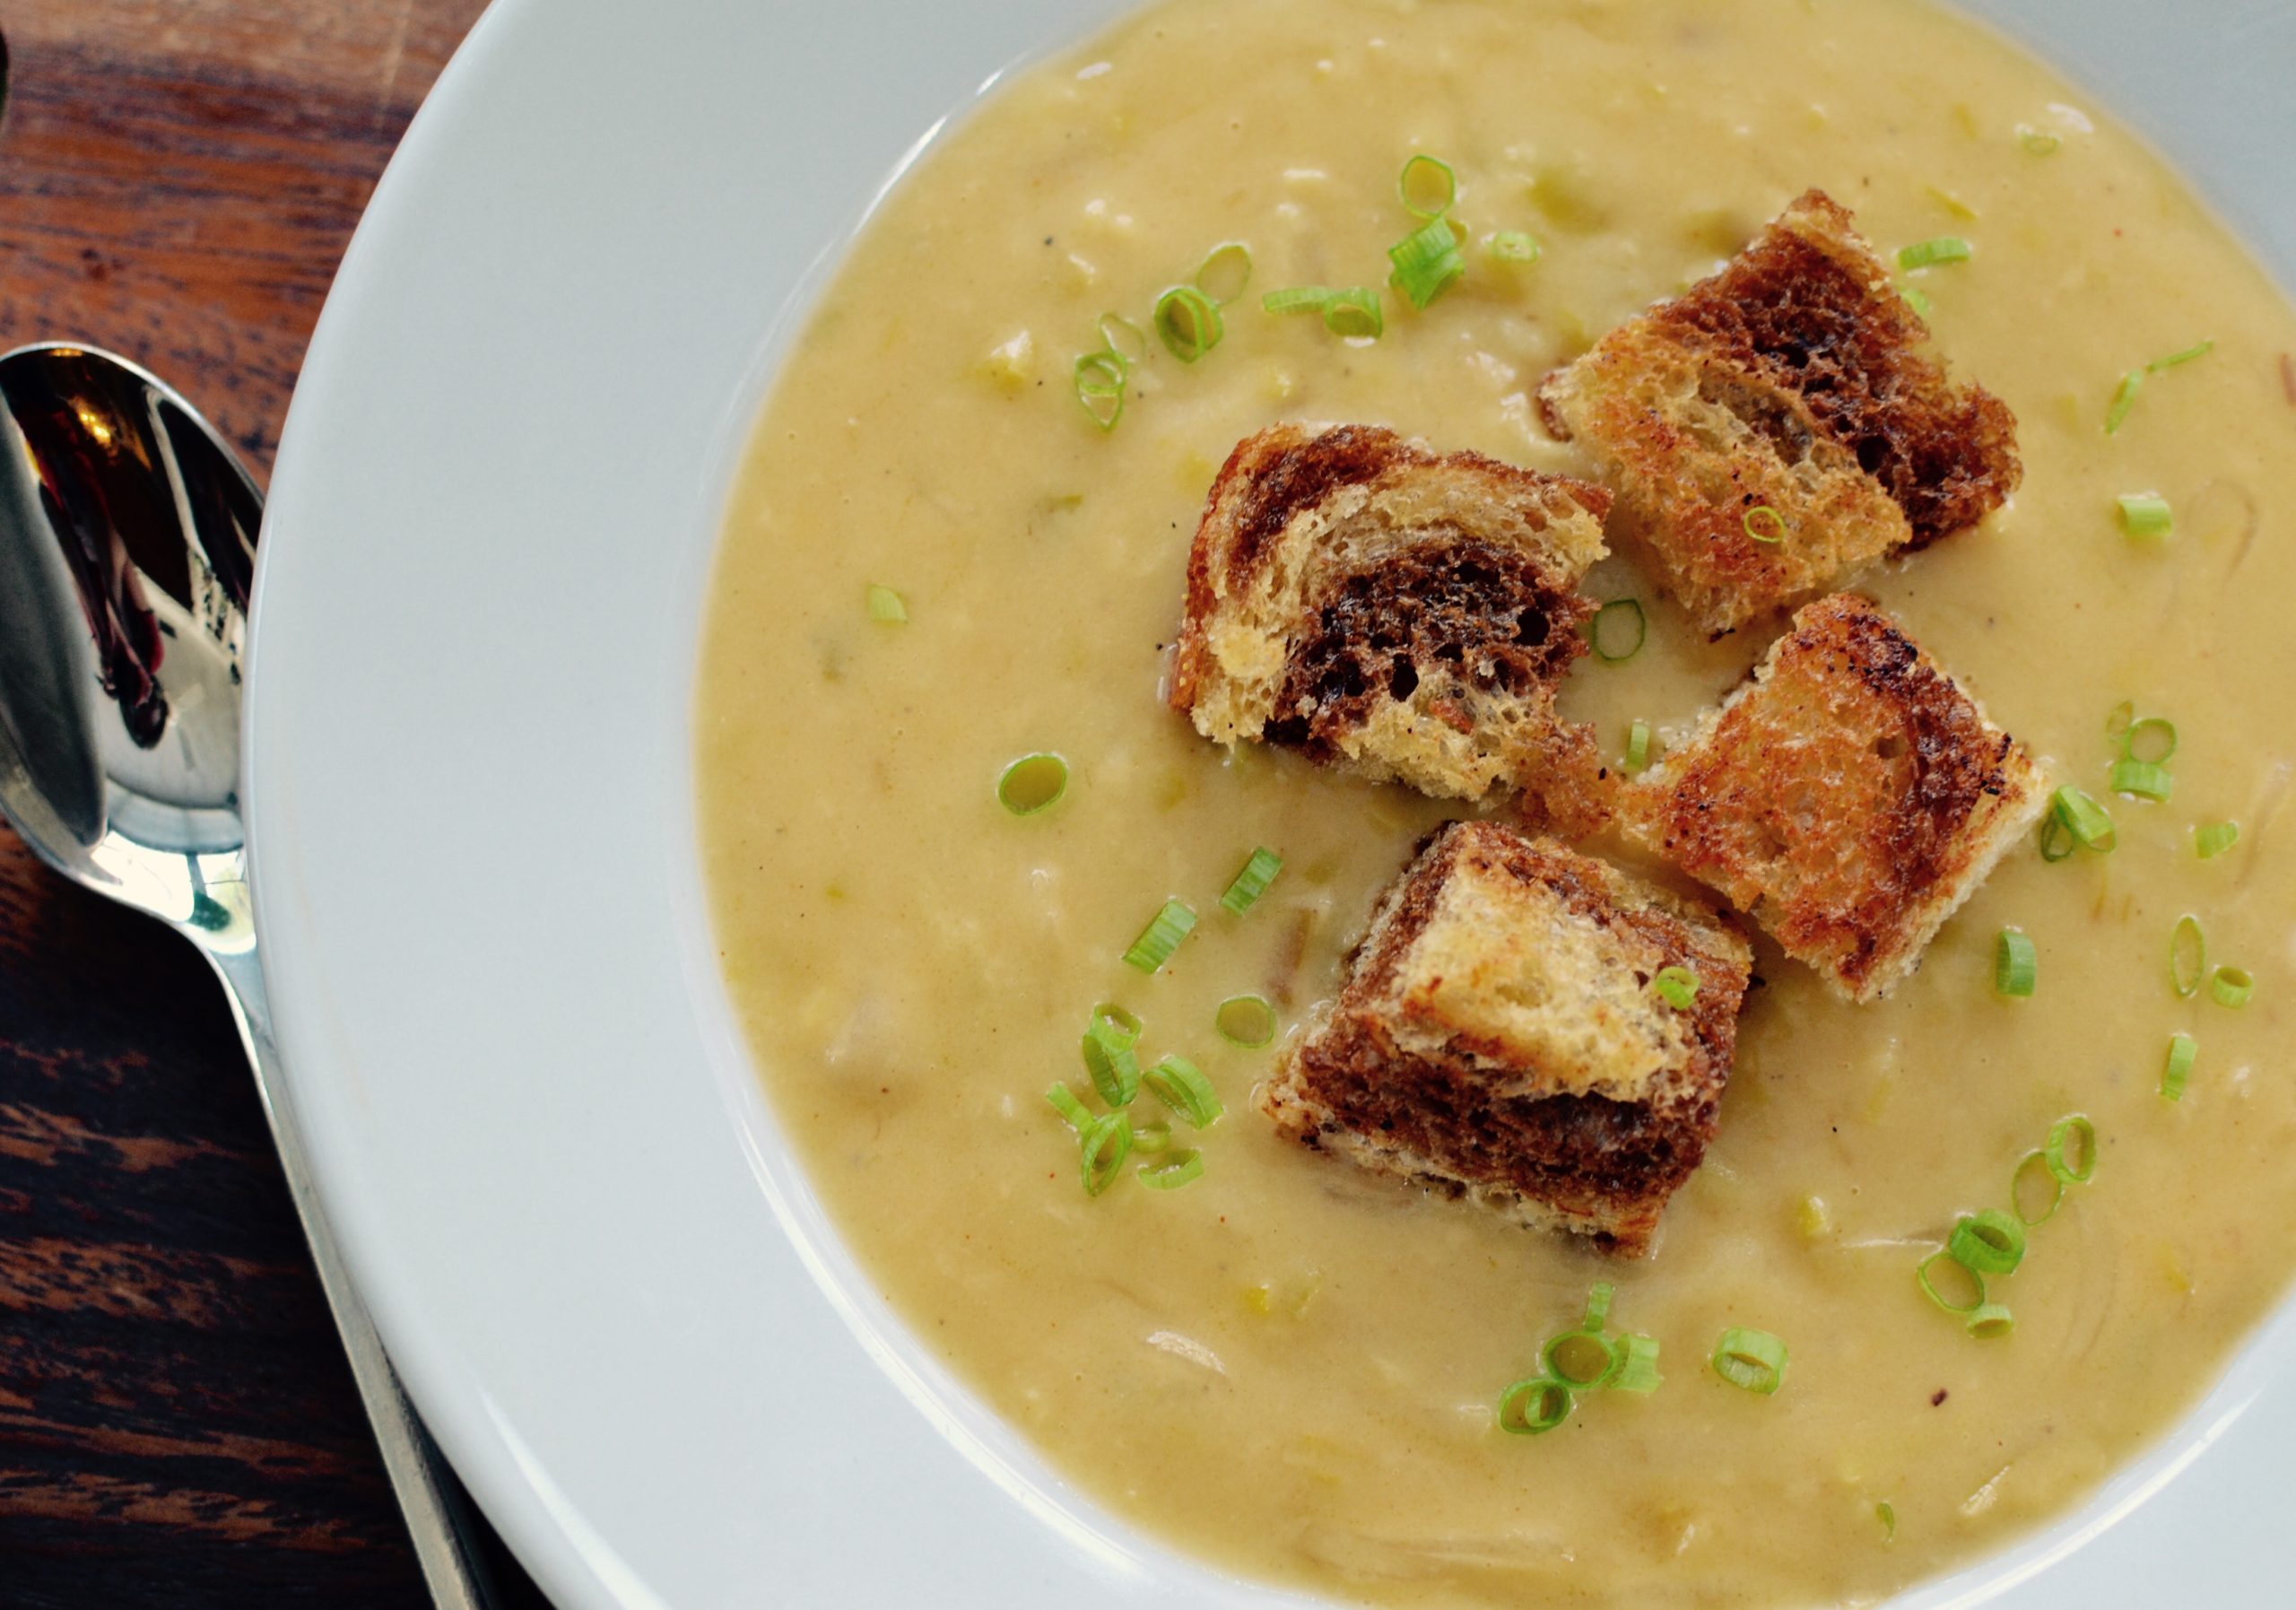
[{"xmin": 246, "ymin": 2, "xmax": 2296, "ymax": 1606}]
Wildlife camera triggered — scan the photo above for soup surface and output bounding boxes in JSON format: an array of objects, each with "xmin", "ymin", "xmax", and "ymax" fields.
[{"xmin": 696, "ymin": 1, "xmax": 2296, "ymax": 1604}]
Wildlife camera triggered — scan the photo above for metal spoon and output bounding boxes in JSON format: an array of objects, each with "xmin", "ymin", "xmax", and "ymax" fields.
[{"xmin": 0, "ymin": 343, "xmax": 499, "ymax": 1610}]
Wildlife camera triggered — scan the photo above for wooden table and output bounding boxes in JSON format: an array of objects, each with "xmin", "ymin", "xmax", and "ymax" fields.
[{"xmin": 0, "ymin": 4, "xmax": 551, "ymax": 1604}]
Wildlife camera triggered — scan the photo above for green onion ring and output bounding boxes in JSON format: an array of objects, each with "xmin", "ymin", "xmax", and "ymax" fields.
[
  {"xmin": 1214, "ymin": 994, "xmax": 1278, "ymax": 1049},
  {"xmin": 1710, "ymin": 1327, "xmax": 1788, "ymax": 1395},
  {"xmin": 2209, "ymin": 965, "xmax": 2255, "ymax": 1008},
  {"xmin": 1194, "ymin": 240, "xmax": 1254, "ymax": 306},
  {"xmin": 1220, "ymin": 847, "xmax": 1284, "ymax": 915},
  {"xmin": 2045, "ymin": 1114, "xmax": 2098, "ymax": 1186},
  {"xmin": 1947, "ymin": 1208, "xmax": 2027, "ymax": 1276},
  {"xmin": 1963, "ymin": 1303, "xmax": 2015, "ymax": 1340},
  {"xmin": 1138, "ymin": 1148, "xmax": 1205, "ymax": 1190},
  {"xmin": 2011, "ymin": 1150, "xmax": 2064, "ymax": 1225},
  {"xmin": 1153, "ymin": 284, "xmax": 1224, "ymax": 362},
  {"xmin": 1396, "ymin": 152, "xmax": 1457, "ymax": 219},
  {"xmin": 1743, "ymin": 504, "xmax": 1787, "ymax": 544},
  {"xmin": 1583, "ymin": 1281, "xmax": 1615, "ymax": 1330},
  {"xmin": 1496, "ymin": 1376, "xmax": 1573, "ymax": 1435},
  {"xmin": 1144, "ymin": 1055, "xmax": 1224, "ymax": 1128},
  {"xmin": 2196, "ymin": 821, "xmax": 2240, "ymax": 860},
  {"xmin": 1590, "ymin": 597, "xmax": 1647, "ymax": 663},
  {"xmin": 1072, "ymin": 351, "xmax": 1128, "ymax": 431},
  {"xmin": 1610, "ymin": 1334, "xmax": 1663, "ymax": 1394},
  {"xmin": 1130, "ymin": 1118, "xmax": 1173, "ymax": 1155},
  {"xmin": 997, "ymin": 752, "xmax": 1070, "ymax": 815},
  {"xmin": 2051, "ymin": 785, "xmax": 2116, "ymax": 852},
  {"xmin": 1917, "ymin": 1250, "xmax": 1986, "ymax": 1315},
  {"xmin": 1541, "ymin": 1329, "xmax": 1622, "ymax": 1389},
  {"xmin": 2161, "ymin": 1032, "xmax": 2197, "ymax": 1101},
  {"xmin": 1081, "ymin": 1017, "xmax": 1143, "ymax": 1108},
  {"xmin": 2170, "ymin": 914, "xmax": 2206, "ymax": 998},
  {"xmin": 1045, "ymin": 1083, "xmax": 1091, "ymax": 1132},
  {"xmin": 1995, "ymin": 928, "xmax": 2038, "ymax": 997},
  {"xmin": 1079, "ymin": 1112, "xmax": 1133, "ymax": 1197},
  {"xmin": 1122, "ymin": 898, "xmax": 1198, "ymax": 973},
  {"xmin": 2122, "ymin": 716, "xmax": 2178, "ymax": 764},
  {"xmin": 1650, "ymin": 965, "xmax": 1698, "ymax": 1009}
]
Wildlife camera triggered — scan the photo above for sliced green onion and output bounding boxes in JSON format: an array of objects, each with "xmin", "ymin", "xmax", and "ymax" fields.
[
  {"xmin": 1220, "ymin": 847, "xmax": 1284, "ymax": 915},
  {"xmin": 2109, "ymin": 759, "xmax": 2173, "ymax": 802},
  {"xmin": 1387, "ymin": 214, "xmax": 1465, "ymax": 309},
  {"xmin": 997, "ymin": 753, "xmax": 1070, "ymax": 815},
  {"xmin": 1542, "ymin": 1330, "xmax": 1621, "ymax": 1389},
  {"xmin": 2045, "ymin": 1114, "xmax": 2097, "ymax": 1186},
  {"xmin": 1396, "ymin": 153, "xmax": 1457, "ymax": 219},
  {"xmin": 1045, "ymin": 1083, "xmax": 1091, "ymax": 1131},
  {"xmin": 2209, "ymin": 965, "xmax": 2255, "ymax": 1008},
  {"xmin": 865, "ymin": 584, "xmax": 909, "ymax": 623},
  {"xmin": 1153, "ymin": 285, "xmax": 1224, "ymax": 362},
  {"xmin": 1625, "ymin": 718, "xmax": 1652, "ymax": 772},
  {"xmin": 1131, "ymin": 1118, "xmax": 1173, "ymax": 1154},
  {"xmin": 1897, "ymin": 237, "xmax": 1973, "ymax": 270},
  {"xmin": 1583, "ymin": 1281, "xmax": 1615, "ymax": 1330},
  {"xmin": 2104, "ymin": 700, "xmax": 2135, "ymax": 745},
  {"xmin": 1262, "ymin": 285, "xmax": 1335, "ymax": 315},
  {"xmin": 1079, "ymin": 1111, "xmax": 1133, "ymax": 1196},
  {"xmin": 2012, "ymin": 1150, "xmax": 2064, "ymax": 1225},
  {"xmin": 1096, "ymin": 312, "xmax": 1149, "ymax": 367},
  {"xmin": 1947, "ymin": 1208, "xmax": 2026, "ymax": 1276},
  {"xmin": 1488, "ymin": 231, "xmax": 1542, "ymax": 263},
  {"xmin": 1743, "ymin": 504, "xmax": 1787, "ymax": 544},
  {"xmin": 1215, "ymin": 994, "xmax": 1278, "ymax": 1049},
  {"xmin": 1878, "ymin": 1500, "xmax": 1898, "ymax": 1542},
  {"xmin": 2170, "ymin": 914, "xmax": 2206, "ymax": 998},
  {"xmin": 1899, "ymin": 280, "xmax": 1934, "ymax": 319},
  {"xmin": 1995, "ymin": 928, "xmax": 2037, "ymax": 997},
  {"xmin": 2051, "ymin": 785, "xmax": 2115, "ymax": 852},
  {"xmin": 2036, "ymin": 812, "xmax": 2075, "ymax": 863},
  {"xmin": 1082, "ymin": 1018, "xmax": 1143, "ymax": 1108},
  {"xmin": 1073, "ymin": 350, "xmax": 1128, "ymax": 431},
  {"xmin": 1144, "ymin": 1054, "xmax": 1224, "ymax": 1128},
  {"xmin": 1964, "ymin": 1303, "xmax": 2016, "ymax": 1340},
  {"xmin": 1091, "ymin": 1001, "xmax": 1143, "ymax": 1045},
  {"xmin": 2149, "ymin": 340, "xmax": 2214, "ymax": 371},
  {"xmin": 1917, "ymin": 1249, "xmax": 1986, "ymax": 1315},
  {"xmin": 1194, "ymin": 241, "xmax": 1253, "ymax": 306},
  {"xmin": 1710, "ymin": 1327, "xmax": 1788, "ymax": 1396},
  {"xmin": 2196, "ymin": 821, "xmax": 2240, "ymax": 859},
  {"xmin": 1496, "ymin": 1376, "xmax": 1572, "ymax": 1435},
  {"xmin": 1590, "ymin": 597, "xmax": 1647, "ymax": 663},
  {"xmin": 1650, "ymin": 965, "xmax": 1699, "ymax": 1010},
  {"xmin": 2104, "ymin": 369, "xmax": 2144, "ymax": 434},
  {"xmin": 2117, "ymin": 492, "xmax": 2173, "ymax": 538},
  {"xmin": 1139, "ymin": 1148, "xmax": 1205, "ymax": 1190},
  {"xmin": 1611, "ymin": 1334, "xmax": 1663, "ymax": 1395},
  {"xmin": 2122, "ymin": 716, "xmax": 2178, "ymax": 764},
  {"xmin": 1320, "ymin": 287, "xmax": 1385, "ymax": 340},
  {"xmin": 1122, "ymin": 899, "xmax": 1198, "ymax": 973},
  {"xmin": 2161, "ymin": 1031, "xmax": 2197, "ymax": 1101},
  {"xmin": 2018, "ymin": 125, "xmax": 2061, "ymax": 155}
]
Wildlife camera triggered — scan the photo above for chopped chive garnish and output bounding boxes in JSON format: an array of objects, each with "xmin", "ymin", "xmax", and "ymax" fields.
[
  {"xmin": 1046, "ymin": 1083, "xmax": 1091, "ymax": 1131},
  {"xmin": 1131, "ymin": 1118, "xmax": 1172, "ymax": 1154},
  {"xmin": 1263, "ymin": 285, "xmax": 1334, "ymax": 314},
  {"xmin": 1387, "ymin": 214, "xmax": 1465, "ymax": 309},
  {"xmin": 1917, "ymin": 1249, "xmax": 1986, "ymax": 1314},
  {"xmin": 1947, "ymin": 1208, "xmax": 2026, "ymax": 1275},
  {"xmin": 2012, "ymin": 1150, "xmax": 2063, "ymax": 1225},
  {"xmin": 1138, "ymin": 1149, "xmax": 1205, "ymax": 1190},
  {"xmin": 865, "ymin": 584, "xmax": 909, "ymax": 623},
  {"xmin": 1899, "ymin": 280, "xmax": 1934, "ymax": 319},
  {"xmin": 2210, "ymin": 965, "xmax": 2255, "ymax": 1008},
  {"xmin": 2196, "ymin": 820, "xmax": 2240, "ymax": 859},
  {"xmin": 1153, "ymin": 285, "xmax": 1224, "ymax": 362},
  {"xmin": 1091, "ymin": 1001, "xmax": 1143, "ymax": 1045},
  {"xmin": 1082, "ymin": 1017, "xmax": 1143, "ymax": 1108},
  {"xmin": 2109, "ymin": 759, "xmax": 2173, "ymax": 802},
  {"xmin": 1710, "ymin": 1327, "xmax": 1788, "ymax": 1396},
  {"xmin": 2117, "ymin": 492, "xmax": 2173, "ymax": 538},
  {"xmin": 2104, "ymin": 369, "xmax": 2144, "ymax": 434},
  {"xmin": 997, "ymin": 753, "xmax": 1069, "ymax": 815},
  {"xmin": 1995, "ymin": 928, "xmax": 2037, "ymax": 997},
  {"xmin": 1073, "ymin": 350, "xmax": 1128, "ymax": 431},
  {"xmin": 1220, "ymin": 847, "xmax": 1284, "ymax": 915},
  {"xmin": 1215, "ymin": 994, "xmax": 1278, "ymax": 1049},
  {"xmin": 1583, "ymin": 1281, "xmax": 1615, "ymax": 1330},
  {"xmin": 1194, "ymin": 241, "xmax": 1253, "ymax": 306},
  {"xmin": 2045, "ymin": 1114, "xmax": 2098, "ymax": 1186},
  {"xmin": 1079, "ymin": 1111, "xmax": 1133, "ymax": 1196},
  {"xmin": 1144, "ymin": 1055, "xmax": 1223, "ymax": 1128},
  {"xmin": 2161, "ymin": 1032, "xmax": 2197, "ymax": 1101},
  {"xmin": 1878, "ymin": 1501, "xmax": 1898, "ymax": 1542},
  {"xmin": 2149, "ymin": 340, "xmax": 2214, "ymax": 371},
  {"xmin": 1650, "ymin": 965, "xmax": 1699, "ymax": 1010},
  {"xmin": 2122, "ymin": 716, "xmax": 2178, "ymax": 763},
  {"xmin": 1590, "ymin": 597, "xmax": 1647, "ymax": 663},
  {"xmin": 2170, "ymin": 915, "xmax": 2206, "ymax": 997},
  {"xmin": 1122, "ymin": 899, "xmax": 1198, "ymax": 973},
  {"xmin": 2018, "ymin": 125, "xmax": 2061, "ymax": 155},
  {"xmin": 1396, "ymin": 153, "xmax": 1457, "ymax": 219},
  {"xmin": 1097, "ymin": 312, "xmax": 1149, "ymax": 367},
  {"xmin": 1611, "ymin": 1334, "xmax": 1663, "ymax": 1394},
  {"xmin": 1488, "ymin": 231, "xmax": 1542, "ymax": 263},
  {"xmin": 1897, "ymin": 237, "xmax": 1973, "ymax": 270},
  {"xmin": 1963, "ymin": 1303, "xmax": 2015, "ymax": 1340},
  {"xmin": 2050, "ymin": 785, "xmax": 2116, "ymax": 853},
  {"xmin": 1625, "ymin": 718, "xmax": 1651, "ymax": 771},
  {"xmin": 1743, "ymin": 504, "xmax": 1787, "ymax": 544},
  {"xmin": 1497, "ymin": 1376, "xmax": 1572, "ymax": 1435},
  {"xmin": 1320, "ymin": 287, "xmax": 1385, "ymax": 339},
  {"xmin": 2036, "ymin": 812, "xmax": 2075, "ymax": 863},
  {"xmin": 1542, "ymin": 1330, "xmax": 1622, "ymax": 1389}
]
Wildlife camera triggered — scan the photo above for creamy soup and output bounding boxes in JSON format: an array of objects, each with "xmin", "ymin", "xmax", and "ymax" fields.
[{"xmin": 695, "ymin": 1, "xmax": 2296, "ymax": 1604}]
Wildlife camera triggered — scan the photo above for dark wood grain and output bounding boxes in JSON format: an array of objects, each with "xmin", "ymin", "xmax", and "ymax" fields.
[{"xmin": 0, "ymin": 4, "xmax": 541, "ymax": 1605}]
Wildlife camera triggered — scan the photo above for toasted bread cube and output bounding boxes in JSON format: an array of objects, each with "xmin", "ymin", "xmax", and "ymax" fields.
[
  {"xmin": 1540, "ymin": 189, "xmax": 2021, "ymax": 637},
  {"xmin": 1259, "ymin": 821, "xmax": 1752, "ymax": 1256},
  {"xmin": 1626, "ymin": 594, "xmax": 2047, "ymax": 1002},
  {"xmin": 1168, "ymin": 423, "xmax": 1614, "ymax": 830}
]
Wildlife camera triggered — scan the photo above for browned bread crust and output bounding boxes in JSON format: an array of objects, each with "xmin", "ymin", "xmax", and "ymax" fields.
[
  {"xmin": 1259, "ymin": 822, "xmax": 1752, "ymax": 1256},
  {"xmin": 1540, "ymin": 189, "xmax": 2021, "ymax": 636},
  {"xmin": 1625, "ymin": 594, "xmax": 2048, "ymax": 1002},
  {"xmin": 1168, "ymin": 423, "xmax": 1614, "ymax": 831}
]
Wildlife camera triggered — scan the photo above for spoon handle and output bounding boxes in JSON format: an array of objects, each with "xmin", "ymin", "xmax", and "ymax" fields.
[{"xmin": 201, "ymin": 940, "xmax": 502, "ymax": 1610}]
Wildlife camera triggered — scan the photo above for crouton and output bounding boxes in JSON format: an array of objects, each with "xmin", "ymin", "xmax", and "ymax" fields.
[
  {"xmin": 1625, "ymin": 594, "xmax": 2047, "ymax": 1002},
  {"xmin": 1168, "ymin": 423, "xmax": 1614, "ymax": 831},
  {"xmin": 1259, "ymin": 821, "xmax": 1752, "ymax": 1256},
  {"xmin": 1539, "ymin": 189, "xmax": 2021, "ymax": 637}
]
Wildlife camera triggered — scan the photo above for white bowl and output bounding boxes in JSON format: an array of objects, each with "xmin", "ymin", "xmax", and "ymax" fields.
[{"xmin": 246, "ymin": 1, "xmax": 2296, "ymax": 1605}]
